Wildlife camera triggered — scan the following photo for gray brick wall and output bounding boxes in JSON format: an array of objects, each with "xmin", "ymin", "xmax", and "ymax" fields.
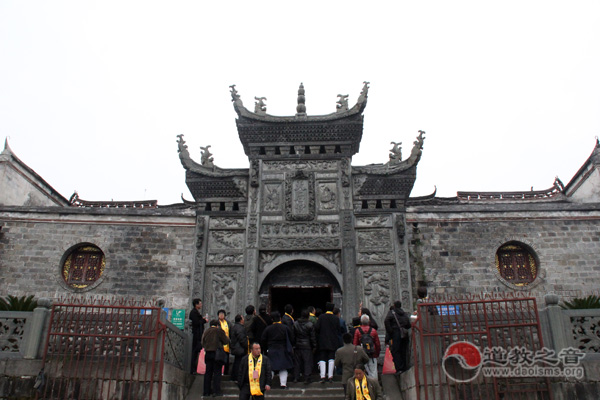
[
  {"xmin": 0, "ymin": 210, "xmax": 196, "ymax": 310},
  {"xmin": 406, "ymin": 208, "xmax": 600, "ymax": 300}
]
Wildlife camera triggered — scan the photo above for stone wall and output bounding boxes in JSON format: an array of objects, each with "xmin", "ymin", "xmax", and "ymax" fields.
[
  {"xmin": 0, "ymin": 208, "xmax": 196, "ymax": 310},
  {"xmin": 406, "ymin": 204, "xmax": 600, "ymax": 299}
]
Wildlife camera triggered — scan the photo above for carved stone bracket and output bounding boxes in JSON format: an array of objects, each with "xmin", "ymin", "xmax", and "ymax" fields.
[{"xmin": 285, "ymin": 171, "xmax": 315, "ymax": 221}]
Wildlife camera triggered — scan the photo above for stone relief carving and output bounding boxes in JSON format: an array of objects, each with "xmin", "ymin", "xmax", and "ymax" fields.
[
  {"xmin": 211, "ymin": 271, "xmax": 238, "ymax": 316},
  {"xmin": 340, "ymin": 159, "xmax": 350, "ymax": 187},
  {"xmin": 362, "ymin": 270, "xmax": 391, "ymax": 321},
  {"xmin": 396, "ymin": 215, "xmax": 406, "ymax": 244},
  {"xmin": 261, "ymin": 237, "xmax": 340, "ymax": 250},
  {"xmin": 264, "ymin": 184, "xmax": 282, "ymax": 212},
  {"xmin": 388, "ymin": 142, "xmax": 402, "ymax": 164},
  {"xmin": 207, "ymin": 253, "xmax": 244, "ymax": 265},
  {"xmin": 250, "ymin": 160, "xmax": 259, "ymax": 187},
  {"xmin": 249, "ymin": 187, "xmax": 258, "ymax": 213},
  {"xmin": 341, "ymin": 213, "xmax": 355, "ymax": 245},
  {"xmin": 254, "ymin": 96, "xmax": 267, "ymax": 114},
  {"xmin": 200, "ymin": 145, "xmax": 214, "ymax": 168},
  {"xmin": 261, "ymin": 222, "xmax": 339, "ymax": 237},
  {"xmin": 318, "ymin": 183, "xmax": 337, "ymax": 211},
  {"xmin": 192, "ymin": 250, "xmax": 205, "ymax": 299},
  {"xmin": 0, "ymin": 316, "xmax": 26, "ymax": 353},
  {"xmin": 247, "ymin": 215, "xmax": 258, "ymax": 247},
  {"xmin": 263, "ymin": 160, "xmax": 338, "ymax": 172},
  {"xmin": 356, "ymin": 216, "xmax": 391, "ymax": 228},
  {"xmin": 357, "ymin": 229, "xmax": 392, "ymax": 250},
  {"xmin": 400, "ymin": 270, "xmax": 409, "ymax": 288},
  {"xmin": 402, "ymin": 290, "xmax": 410, "ymax": 306},
  {"xmin": 285, "ymin": 171, "xmax": 315, "ymax": 221},
  {"xmin": 196, "ymin": 217, "xmax": 206, "ymax": 249},
  {"xmin": 316, "ymin": 251, "xmax": 342, "ymax": 273},
  {"xmin": 570, "ymin": 316, "xmax": 600, "ymax": 353},
  {"xmin": 209, "ymin": 231, "xmax": 244, "ymax": 249},
  {"xmin": 357, "ymin": 251, "xmax": 394, "ymax": 264},
  {"xmin": 210, "ymin": 217, "xmax": 245, "ymax": 229}
]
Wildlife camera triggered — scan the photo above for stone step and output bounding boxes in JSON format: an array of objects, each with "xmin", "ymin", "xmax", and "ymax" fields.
[{"xmin": 186, "ymin": 375, "xmax": 346, "ymax": 400}]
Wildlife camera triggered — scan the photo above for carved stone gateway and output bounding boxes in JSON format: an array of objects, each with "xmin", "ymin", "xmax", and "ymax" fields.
[{"xmin": 182, "ymin": 83, "xmax": 422, "ymax": 320}]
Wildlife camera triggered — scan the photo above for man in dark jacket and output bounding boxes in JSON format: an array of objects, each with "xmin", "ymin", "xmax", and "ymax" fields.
[
  {"xmin": 189, "ymin": 298, "xmax": 206, "ymax": 374},
  {"xmin": 293, "ymin": 309, "xmax": 317, "ymax": 383},
  {"xmin": 251, "ymin": 304, "xmax": 272, "ymax": 351},
  {"xmin": 230, "ymin": 314, "xmax": 248, "ymax": 383},
  {"xmin": 261, "ymin": 312, "xmax": 295, "ymax": 388},
  {"xmin": 238, "ymin": 342, "xmax": 272, "ymax": 400},
  {"xmin": 384, "ymin": 300, "xmax": 412, "ymax": 373},
  {"xmin": 315, "ymin": 302, "xmax": 341, "ymax": 383},
  {"xmin": 244, "ymin": 304, "xmax": 256, "ymax": 343},
  {"xmin": 201, "ymin": 319, "xmax": 230, "ymax": 397},
  {"xmin": 335, "ymin": 333, "xmax": 369, "ymax": 395}
]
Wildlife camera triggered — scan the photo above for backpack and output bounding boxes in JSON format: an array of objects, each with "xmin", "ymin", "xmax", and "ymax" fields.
[{"xmin": 358, "ymin": 327, "xmax": 375, "ymax": 357}]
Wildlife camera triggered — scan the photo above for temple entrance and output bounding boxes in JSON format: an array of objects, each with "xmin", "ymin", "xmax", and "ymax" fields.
[
  {"xmin": 259, "ymin": 259, "xmax": 342, "ymax": 319},
  {"xmin": 270, "ymin": 286, "xmax": 332, "ymax": 319}
]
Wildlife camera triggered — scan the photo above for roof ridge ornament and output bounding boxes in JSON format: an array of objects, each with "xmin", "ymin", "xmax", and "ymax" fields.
[
  {"xmin": 254, "ymin": 97, "xmax": 267, "ymax": 114},
  {"xmin": 2, "ymin": 138, "xmax": 13, "ymax": 156},
  {"xmin": 296, "ymin": 83, "xmax": 306, "ymax": 116},
  {"xmin": 336, "ymin": 94, "xmax": 349, "ymax": 112}
]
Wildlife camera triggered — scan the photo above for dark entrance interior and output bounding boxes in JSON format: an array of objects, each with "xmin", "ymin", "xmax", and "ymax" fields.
[{"xmin": 270, "ymin": 286, "xmax": 332, "ymax": 319}]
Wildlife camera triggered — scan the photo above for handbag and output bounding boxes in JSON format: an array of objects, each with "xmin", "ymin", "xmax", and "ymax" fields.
[
  {"xmin": 196, "ymin": 349, "xmax": 206, "ymax": 374},
  {"xmin": 216, "ymin": 347, "xmax": 228, "ymax": 364},
  {"xmin": 392, "ymin": 311, "xmax": 409, "ymax": 339}
]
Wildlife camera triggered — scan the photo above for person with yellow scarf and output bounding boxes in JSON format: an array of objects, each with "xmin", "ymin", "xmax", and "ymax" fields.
[
  {"xmin": 218, "ymin": 309, "xmax": 231, "ymax": 375},
  {"xmin": 345, "ymin": 364, "xmax": 382, "ymax": 400},
  {"xmin": 237, "ymin": 342, "xmax": 272, "ymax": 400}
]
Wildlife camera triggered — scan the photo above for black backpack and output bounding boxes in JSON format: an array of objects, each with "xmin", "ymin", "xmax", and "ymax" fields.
[{"xmin": 358, "ymin": 327, "xmax": 375, "ymax": 357}]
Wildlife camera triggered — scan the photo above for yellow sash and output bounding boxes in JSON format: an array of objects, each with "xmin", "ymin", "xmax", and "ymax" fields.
[
  {"xmin": 326, "ymin": 311, "xmax": 333, "ymax": 315},
  {"xmin": 249, "ymin": 354, "xmax": 263, "ymax": 396},
  {"xmin": 220, "ymin": 320, "xmax": 230, "ymax": 353},
  {"xmin": 285, "ymin": 313, "xmax": 294, "ymax": 322},
  {"xmin": 355, "ymin": 376, "xmax": 371, "ymax": 400}
]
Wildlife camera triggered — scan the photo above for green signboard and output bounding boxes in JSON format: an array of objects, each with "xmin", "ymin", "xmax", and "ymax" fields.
[{"xmin": 171, "ymin": 309, "xmax": 186, "ymax": 330}]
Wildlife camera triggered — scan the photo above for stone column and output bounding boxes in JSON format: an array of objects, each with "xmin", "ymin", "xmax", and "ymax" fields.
[
  {"xmin": 341, "ymin": 210, "xmax": 357, "ymax": 323},
  {"xmin": 23, "ymin": 298, "xmax": 52, "ymax": 359}
]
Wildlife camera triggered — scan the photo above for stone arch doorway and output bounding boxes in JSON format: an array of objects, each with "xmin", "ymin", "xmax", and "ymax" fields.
[{"xmin": 258, "ymin": 260, "xmax": 342, "ymax": 319}]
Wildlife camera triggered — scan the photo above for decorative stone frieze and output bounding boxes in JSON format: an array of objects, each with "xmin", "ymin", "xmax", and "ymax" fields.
[{"xmin": 208, "ymin": 230, "xmax": 244, "ymax": 250}]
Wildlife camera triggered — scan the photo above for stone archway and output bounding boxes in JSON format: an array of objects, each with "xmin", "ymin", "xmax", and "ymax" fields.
[{"xmin": 258, "ymin": 260, "xmax": 342, "ymax": 318}]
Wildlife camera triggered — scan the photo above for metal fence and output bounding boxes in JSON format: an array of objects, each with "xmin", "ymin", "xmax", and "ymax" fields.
[
  {"xmin": 38, "ymin": 297, "xmax": 167, "ymax": 400},
  {"xmin": 412, "ymin": 293, "xmax": 552, "ymax": 400}
]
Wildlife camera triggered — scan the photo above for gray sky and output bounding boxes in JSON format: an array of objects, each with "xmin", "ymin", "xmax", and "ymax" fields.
[{"xmin": 1, "ymin": 1, "xmax": 599, "ymax": 204}]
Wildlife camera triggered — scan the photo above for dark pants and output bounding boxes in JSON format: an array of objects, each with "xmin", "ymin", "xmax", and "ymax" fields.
[
  {"xmin": 239, "ymin": 385, "xmax": 264, "ymax": 400},
  {"xmin": 203, "ymin": 351, "xmax": 224, "ymax": 395},
  {"xmin": 391, "ymin": 332, "xmax": 410, "ymax": 372},
  {"xmin": 232, "ymin": 354, "xmax": 244, "ymax": 382},
  {"xmin": 191, "ymin": 340, "xmax": 202, "ymax": 373},
  {"xmin": 294, "ymin": 348, "xmax": 313, "ymax": 381}
]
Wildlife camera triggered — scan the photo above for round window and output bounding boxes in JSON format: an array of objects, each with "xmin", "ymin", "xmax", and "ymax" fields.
[
  {"xmin": 495, "ymin": 242, "xmax": 538, "ymax": 286},
  {"xmin": 62, "ymin": 245, "xmax": 106, "ymax": 289}
]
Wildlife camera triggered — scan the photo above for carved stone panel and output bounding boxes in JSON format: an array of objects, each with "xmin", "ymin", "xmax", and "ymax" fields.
[
  {"xmin": 357, "ymin": 229, "xmax": 392, "ymax": 250},
  {"xmin": 317, "ymin": 182, "xmax": 338, "ymax": 212},
  {"xmin": 208, "ymin": 230, "xmax": 244, "ymax": 250},
  {"xmin": 355, "ymin": 216, "xmax": 392, "ymax": 228},
  {"xmin": 206, "ymin": 268, "xmax": 241, "ymax": 317},
  {"xmin": 285, "ymin": 171, "xmax": 315, "ymax": 221},
  {"xmin": 260, "ymin": 237, "xmax": 340, "ymax": 250},
  {"xmin": 263, "ymin": 184, "xmax": 283, "ymax": 212},
  {"xmin": 207, "ymin": 253, "xmax": 244, "ymax": 265},
  {"xmin": 357, "ymin": 251, "xmax": 394, "ymax": 264},
  {"xmin": 247, "ymin": 215, "xmax": 258, "ymax": 247},
  {"xmin": 263, "ymin": 160, "xmax": 338, "ymax": 172},
  {"xmin": 359, "ymin": 268, "xmax": 393, "ymax": 323},
  {"xmin": 209, "ymin": 217, "xmax": 246, "ymax": 230},
  {"xmin": 261, "ymin": 222, "xmax": 339, "ymax": 237}
]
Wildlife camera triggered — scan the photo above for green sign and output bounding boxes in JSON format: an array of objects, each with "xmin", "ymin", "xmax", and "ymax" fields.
[{"xmin": 171, "ymin": 309, "xmax": 186, "ymax": 330}]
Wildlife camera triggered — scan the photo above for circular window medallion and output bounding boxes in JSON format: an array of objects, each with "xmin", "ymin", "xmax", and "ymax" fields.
[
  {"xmin": 495, "ymin": 242, "xmax": 538, "ymax": 287},
  {"xmin": 62, "ymin": 245, "xmax": 106, "ymax": 289}
]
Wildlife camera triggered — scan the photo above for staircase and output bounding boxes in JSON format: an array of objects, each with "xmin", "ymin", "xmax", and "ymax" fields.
[{"xmin": 185, "ymin": 375, "xmax": 345, "ymax": 399}]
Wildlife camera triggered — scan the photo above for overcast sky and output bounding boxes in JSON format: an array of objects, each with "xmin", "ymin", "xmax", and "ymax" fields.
[{"xmin": 1, "ymin": 1, "xmax": 599, "ymax": 205}]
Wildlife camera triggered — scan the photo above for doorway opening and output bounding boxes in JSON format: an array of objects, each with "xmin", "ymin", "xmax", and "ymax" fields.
[{"xmin": 270, "ymin": 286, "xmax": 332, "ymax": 319}]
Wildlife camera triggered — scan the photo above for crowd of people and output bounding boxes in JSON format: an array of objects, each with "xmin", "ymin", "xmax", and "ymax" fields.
[{"xmin": 189, "ymin": 298, "xmax": 413, "ymax": 399}]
